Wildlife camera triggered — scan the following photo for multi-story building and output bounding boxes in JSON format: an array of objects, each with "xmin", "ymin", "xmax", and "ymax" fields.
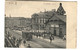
[
  {"xmin": 31, "ymin": 3, "xmax": 66, "ymax": 38},
  {"xmin": 5, "ymin": 17, "xmax": 31, "ymax": 30},
  {"xmin": 31, "ymin": 9, "xmax": 56, "ymax": 31},
  {"xmin": 5, "ymin": 17, "xmax": 20, "ymax": 28}
]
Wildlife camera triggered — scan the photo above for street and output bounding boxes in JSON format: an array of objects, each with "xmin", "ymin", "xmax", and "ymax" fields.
[
  {"xmin": 6, "ymin": 29, "xmax": 66, "ymax": 48},
  {"xmin": 20, "ymin": 36, "xmax": 66, "ymax": 48}
]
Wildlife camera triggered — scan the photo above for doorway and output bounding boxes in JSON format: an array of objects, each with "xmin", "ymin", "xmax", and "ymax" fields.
[{"xmin": 54, "ymin": 29, "xmax": 56, "ymax": 36}]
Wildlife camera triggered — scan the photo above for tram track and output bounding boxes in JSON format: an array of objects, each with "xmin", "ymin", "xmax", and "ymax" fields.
[{"xmin": 5, "ymin": 35, "xmax": 16, "ymax": 47}]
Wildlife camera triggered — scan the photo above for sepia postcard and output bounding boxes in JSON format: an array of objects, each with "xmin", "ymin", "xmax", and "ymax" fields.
[{"xmin": 5, "ymin": 1, "xmax": 77, "ymax": 48}]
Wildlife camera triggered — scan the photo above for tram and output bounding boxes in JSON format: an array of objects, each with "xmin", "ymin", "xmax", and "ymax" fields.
[{"xmin": 22, "ymin": 31, "xmax": 33, "ymax": 41}]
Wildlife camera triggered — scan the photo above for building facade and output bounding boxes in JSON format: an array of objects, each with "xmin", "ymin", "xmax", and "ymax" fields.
[
  {"xmin": 31, "ymin": 3, "xmax": 66, "ymax": 38},
  {"xmin": 5, "ymin": 17, "xmax": 31, "ymax": 30}
]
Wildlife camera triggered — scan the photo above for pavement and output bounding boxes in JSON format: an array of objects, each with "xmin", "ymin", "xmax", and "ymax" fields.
[
  {"xmin": 35, "ymin": 36, "xmax": 66, "ymax": 48},
  {"xmin": 18, "ymin": 36, "xmax": 66, "ymax": 48}
]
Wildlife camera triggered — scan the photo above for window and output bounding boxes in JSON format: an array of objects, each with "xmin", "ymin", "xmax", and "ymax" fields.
[
  {"xmin": 38, "ymin": 19, "xmax": 40, "ymax": 23},
  {"xmin": 55, "ymin": 25, "xmax": 59, "ymax": 27},
  {"xmin": 43, "ymin": 18, "xmax": 46, "ymax": 23},
  {"xmin": 36, "ymin": 18, "xmax": 38, "ymax": 23},
  {"xmin": 40, "ymin": 18, "xmax": 44, "ymax": 24},
  {"xmin": 51, "ymin": 24, "xmax": 59, "ymax": 27},
  {"xmin": 51, "ymin": 25, "xmax": 54, "ymax": 27},
  {"xmin": 54, "ymin": 20, "xmax": 58, "ymax": 21}
]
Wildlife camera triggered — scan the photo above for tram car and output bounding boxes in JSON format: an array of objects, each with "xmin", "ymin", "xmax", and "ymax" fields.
[{"xmin": 22, "ymin": 31, "xmax": 33, "ymax": 41}]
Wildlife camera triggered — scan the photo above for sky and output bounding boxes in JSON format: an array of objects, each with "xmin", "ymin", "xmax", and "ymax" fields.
[{"xmin": 5, "ymin": 1, "xmax": 76, "ymax": 18}]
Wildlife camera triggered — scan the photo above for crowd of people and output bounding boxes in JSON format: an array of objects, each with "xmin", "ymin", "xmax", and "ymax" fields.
[
  {"xmin": 33, "ymin": 32, "xmax": 66, "ymax": 44},
  {"xmin": 5, "ymin": 30, "xmax": 32, "ymax": 48},
  {"xmin": 5, "ymin": 28, "xmax": 66, "ymax": 48},
  {"xmin": 5, "ymin": 31, "xmax": 22, "ymax": 47}
]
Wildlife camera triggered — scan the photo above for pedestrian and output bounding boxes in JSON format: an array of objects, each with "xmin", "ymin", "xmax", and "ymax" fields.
[
  {"xmin": 36, "ymin": 34, "xmax": 38, "ymax": 38},
  {"xmin": 23, "ymin": 40, "xmax": 26, "ymax": 44},
  {"xmin": 52, "ymin": 34, "xmax": 54, "ymax": 40},
  {"xmin": 16, "ymin": 43, "xmax": 19, "ymax": 48},
  {"xmin": 16, "ymin": 39, "xmax": 19, "ymax": 47},
  {"xmin": 15, "ymin": 39, "xmax": 17, "ymax": 46},
  {"xmin": 49, "ymin": 36, "xmax": 53, "ymax": 43},
  {"xmin": 27, "ymin": 44, "xmax": 31, "ymax": 48},
  {"xmin": 19, "ymin": 38, "xmax": 22, "ymax": 44},
  {"xmin": 63, "ymin": 34, "xmax": 66, "ymax": 40}
]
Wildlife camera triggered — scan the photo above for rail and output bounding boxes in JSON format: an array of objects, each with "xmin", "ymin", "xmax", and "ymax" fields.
[{"xmin": 5, "ymin": 35, "xmax": 16, "ymax": 47}]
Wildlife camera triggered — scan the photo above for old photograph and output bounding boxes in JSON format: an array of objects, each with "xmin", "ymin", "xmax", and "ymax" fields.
[{"xmin": 5, "ymin": 1, "xmax": 67, "ymax": 48}]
